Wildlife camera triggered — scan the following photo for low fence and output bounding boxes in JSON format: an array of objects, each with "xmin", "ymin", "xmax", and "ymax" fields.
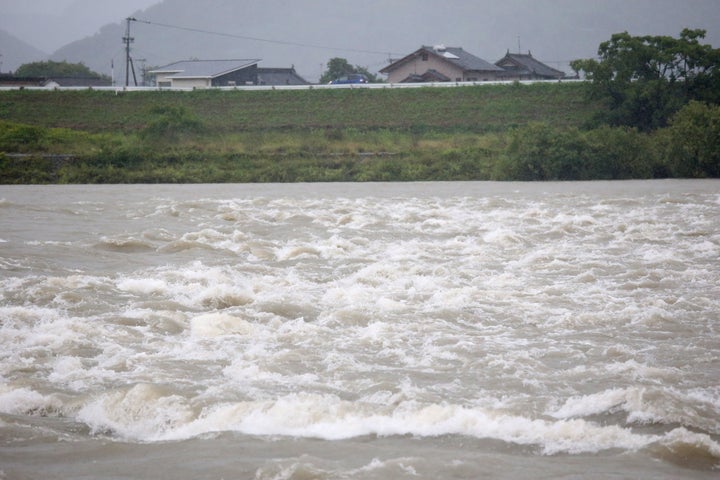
[{"xmin": 0, "ymin": 79, "xmax": 582, "ymax": 93}]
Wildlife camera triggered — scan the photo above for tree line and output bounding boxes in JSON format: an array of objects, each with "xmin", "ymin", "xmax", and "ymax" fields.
[
  {"xmin": 12, "ymin": 60, "xmax": 109, "ymax": 80},
  {"xmin": 570, "ymin": 28, "xmax": 720, "ymax": 131},
  {"xmin": 499, "ymin": 28, "xmax": 720, "ymax": 180},
  {"xmin": 13, "ymin": 58, "xmax": 383, "ymax": 85}
]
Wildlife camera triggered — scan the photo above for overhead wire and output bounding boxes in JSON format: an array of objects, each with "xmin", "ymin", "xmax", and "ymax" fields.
[{"xmin": 133, "ymin": 18, "xmax": 403, "ymax": 57}]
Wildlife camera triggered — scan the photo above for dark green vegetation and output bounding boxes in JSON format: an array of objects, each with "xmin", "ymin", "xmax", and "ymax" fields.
[
  {"xmin": 0, "ymin": 82, "xmax": 594, "ymax": 183},
  {"xmin": 1, "ymin": 69, "xmax": 718, "ymax": 183},
  {"xmin": 319, "ymin": 58, "xmax": 382, "ymax": 84},
  {"xmin": 572, "ymin": 28, "xmax": 720, "ymax": 131},
  {"xmin": 14, "ymin": 60, "xmax": 109, "ymax": 80},
  {"xmin": 0, "ymin": 82, "xmax": 591, "ymax": 133}
]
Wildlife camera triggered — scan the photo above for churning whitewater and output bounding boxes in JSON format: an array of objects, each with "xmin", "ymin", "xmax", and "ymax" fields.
[{"xmin": 0, "ymin": 181, "xmax": 719, "ymax": 479}]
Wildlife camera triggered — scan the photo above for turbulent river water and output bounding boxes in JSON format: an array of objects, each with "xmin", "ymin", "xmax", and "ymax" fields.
[{"xmin": 0, "ymin": 181, "xmax": 719, "ymax": 479}]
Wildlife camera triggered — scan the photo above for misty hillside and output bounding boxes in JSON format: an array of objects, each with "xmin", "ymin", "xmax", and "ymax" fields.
[
  {"xmin": 0, "ymin": 0, "xmax": 160, "ymax": 53},
  {"xmin": 44, "ymin": 0, "xmax": 720, "ymax": 84},
  {"xmin": 52, "ymin": 23, "xmax": 127, "ymax": 77},
  {"xmin": 0, "ymin": 30, "xmax": 48, "ymax": 74}
]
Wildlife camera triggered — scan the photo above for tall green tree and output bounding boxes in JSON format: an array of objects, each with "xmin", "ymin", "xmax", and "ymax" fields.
[
  {"xmin": 15, "ymin": 60, "xmax": 106, "ymax": 79},
  {"xmin": 571, "ymin": 29, "xmax": 720, "ymax": 131},
  {"xmin": 319, "ymin": 57, "xmax": 381, "ymax": 83},
  {"xmin": 665, "ymin": 101, "xmax": 720, "ymax": 177}
]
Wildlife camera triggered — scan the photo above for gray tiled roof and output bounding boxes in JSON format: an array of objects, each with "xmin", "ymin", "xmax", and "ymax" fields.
[
  {"xmin": 257, "ymin": 68, "xmax": 309, "ymax": 85},
  {"xmin": 434, "ymin": 47, "xmax": 504, "ymax": 72},
  {"xmin": 496, "ymin": 53, "xmax": 564, "ymax": 78},
  {"xmin": 401, "ymin": 69, "xmax": 452, "ymax": 83},
  {"xmin": 381, "ymin": 46, "xmax": 504, "ymax": 74},
  {"xmin": 150, "ymin": 59, "xmax": 259, "ymax": 79}
]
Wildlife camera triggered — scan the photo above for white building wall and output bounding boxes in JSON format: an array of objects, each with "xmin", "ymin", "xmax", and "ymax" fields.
[
  {"xmin": 153, "ymin": 72, "xmax": 175, "ymax": 87},
  {"xmin": 385, "ymin": 55, "xmax": 464, "ymax": 83},
  {"xmin": 171, "ymin": 78, "xmax": 212, "ymax": 89}
]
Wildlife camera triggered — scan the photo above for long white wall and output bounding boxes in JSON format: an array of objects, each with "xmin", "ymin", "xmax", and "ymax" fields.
[{"xmin": 0, "ymin": 79, "xmax": 581, "ymax": 92}]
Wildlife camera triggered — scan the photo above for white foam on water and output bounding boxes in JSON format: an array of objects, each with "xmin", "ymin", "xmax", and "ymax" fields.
[
  {"xmin": 0, "ymin": 386, "xmax": 61, "ymax": 415},
  {"xmin": 65, "ymin": 389, "xmax": 720, "ymax": 461},
  {"xmin": 115, "ymin": 262, "xmax": 257, "ymax": 311},
  {"xmin": 77, "ymin": 383, "xmax": 195, "ymax": 439},
  {"xmin": 117, "ymin": 278, "xmax": 169, "ymax": 295},
  {"xmin": 0, "ymin": 305, "xmax": 87, "ymax": 353},
  {"xmin": 48, "ymin": 356, "xmax": 86, "ymax": 387},
  {"xmin": 1, "ymin": 182, "xmax": 719, "ymax": 472},
  {"xmin": 550, "ymin": 386, "xmax": 720, "ymax": 435},
  {"xmin": 657, "ymin": 427, "xmax": 720, "ymax": 460},
  {"xmin": 482, "ymin": 228, "xmax": 523, "ymax": 245},
  {"xmin": 0, "ymin": 385, "xmax": 536, "ymax": 448},
  {"xmin": 190, "ymin": 312, "xmax": 257, "ymax": 338}
]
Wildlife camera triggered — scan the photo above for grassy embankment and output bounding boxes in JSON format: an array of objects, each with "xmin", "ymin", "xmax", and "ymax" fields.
[{"xmin": 0, "ymin": 83, "xmax": 599, "ymax": 183}]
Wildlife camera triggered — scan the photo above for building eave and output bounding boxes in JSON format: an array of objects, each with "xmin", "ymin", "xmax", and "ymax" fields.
[
  {"xmin": 149, "ymin": 59, "xmax": 260, "ymax": 79},
  {"xmin": 381, "ymin": 46, "xmax": 503, "ymax": 74},
  {"xmin": 380, "ymin": 48, "xmax": 430, "ymax": 74}
]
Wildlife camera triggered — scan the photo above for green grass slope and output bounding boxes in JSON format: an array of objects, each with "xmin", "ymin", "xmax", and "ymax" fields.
[{"xmin": 0, "ymin": 82, "xmax": 605, "ymax": 183}]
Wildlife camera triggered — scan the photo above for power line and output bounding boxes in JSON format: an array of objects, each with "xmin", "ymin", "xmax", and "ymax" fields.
[{"xmin": 133, "ymin": 18, "xmax": 403, "ymax": 57}]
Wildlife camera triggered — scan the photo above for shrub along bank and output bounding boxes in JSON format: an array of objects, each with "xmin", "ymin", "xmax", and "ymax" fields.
[{"xmin": 0, "ymin": 83, "xmax": 717, "ymax": 183}]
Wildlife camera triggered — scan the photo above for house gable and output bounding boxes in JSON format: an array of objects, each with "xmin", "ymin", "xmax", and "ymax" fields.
[
  {"xmin": 257, "ymin": 67, "xmax": 309, "ymax": 86},
  {"xmin": 400, "ymin": 69, "xmax": 451, "ymax": 83},
  {"xmin": 381, "ymin": 46, "xmax": 504, "ymax": 83},
  {"xmin": 495, "ymin": 51, "xmax": 565, "ymax": 80}
]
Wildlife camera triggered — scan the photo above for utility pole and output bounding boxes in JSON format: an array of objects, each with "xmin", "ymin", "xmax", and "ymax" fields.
[
  {"xmin": 123, "ymin": 17, "xmax": 138, "ymax": 87},
  {"xmin": 136, "ymin": 58, "xmax": 147, "ymax": 86}
]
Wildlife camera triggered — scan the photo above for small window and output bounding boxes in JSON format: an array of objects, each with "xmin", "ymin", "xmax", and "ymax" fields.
[{"xmin": 421, "ymin": 53, "xmax": 429, "ymax": 61}]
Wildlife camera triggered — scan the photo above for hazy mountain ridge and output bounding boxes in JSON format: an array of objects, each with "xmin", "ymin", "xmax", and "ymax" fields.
[
  {"xmin": 0, "ymin": 30, "xmax": 48, "ymax": 73},
  {"xmin": 0, "ymin": 0, "xmax": 158, "ymax": 53}
]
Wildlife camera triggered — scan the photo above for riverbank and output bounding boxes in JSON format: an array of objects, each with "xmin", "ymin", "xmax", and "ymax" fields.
[
  {"xmin": 0, "ymin": 82, "xmax": 685, "ymax": 183},
  {"xmin": 0, "ymin": 82, "xmax": 592, "ymax": 133}
]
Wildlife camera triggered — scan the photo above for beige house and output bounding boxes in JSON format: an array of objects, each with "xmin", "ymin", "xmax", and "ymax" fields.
[
  {"xmin": 380, "ymin": 45, "xmax": 504, "ymax": 83},
  {"xmin": 149, "ymin": 59, "xmax": 260, "ymax": 88}
]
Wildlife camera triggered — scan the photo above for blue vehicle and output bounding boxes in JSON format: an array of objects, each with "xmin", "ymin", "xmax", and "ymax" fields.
[{"xmin": 330, "ymin": 74, "xmax": 369, "ymax": 84}]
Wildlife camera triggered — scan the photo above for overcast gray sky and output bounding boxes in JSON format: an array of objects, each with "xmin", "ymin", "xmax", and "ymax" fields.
[
  {"xmin": 1, "ymin": 0, "xmax": 154, "ymax": 15},
  {"xmin": 1, "ymin": 0, "xmax": 719, "ymax": 81}
]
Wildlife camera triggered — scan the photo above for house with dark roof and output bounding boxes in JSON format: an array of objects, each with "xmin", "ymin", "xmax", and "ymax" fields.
[
  {"xmin": 380, "ymin": 45, "xmax": 505, "ymax": 83},
  {"xmin": 0, "ymin": 75, "xmax": 53, "ymax": 88},
  {"xmin": 257, "ymin": 67, "xmax": 309, "ymax": 86},
  {"xmin": 149, "ymin": 59, "xmax": 260, "ymax": 88},
  {"xmin": 0, "ymin": 74, "xmax": 111, "ymax": 88},
  {"xmin": 148, "ymin": 60, "xmax": 310, "ymax": 88},
  {"xmin": 495, "ymin": 51, "xmax": 566, "ymax": 80}
]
